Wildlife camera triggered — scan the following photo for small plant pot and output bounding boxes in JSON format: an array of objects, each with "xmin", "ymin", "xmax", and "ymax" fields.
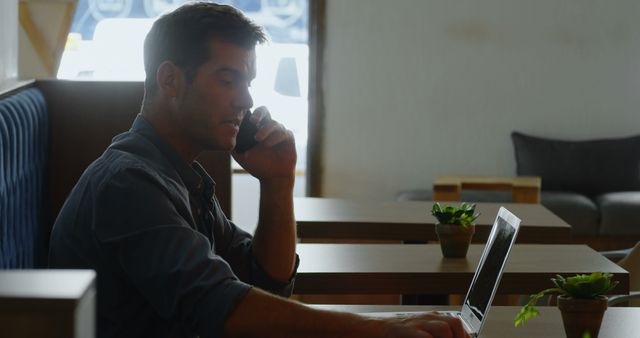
[
  {"xmin": 557, "ymin": 296, "xmax": 608, "ymax": 338},
  {"xmin": 435, "ymin": 224, "xmax": 475, "ymax": 258}
]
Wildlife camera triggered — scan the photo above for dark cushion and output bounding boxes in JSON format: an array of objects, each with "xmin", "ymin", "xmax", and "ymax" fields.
[
  {"xmin": 541, "ymin": 191, "xmax": 600, "ymax": 236},
  {"xmin": 597, "ymin": 192, "xmax": 640, "ymax": 236},
  {"xmin": 0, "ymin": 88, "xmax": 48, "ymax": 268},
  {"xmin": 512, "ymin": 132, "xmax": 640, "ymax": 197}
]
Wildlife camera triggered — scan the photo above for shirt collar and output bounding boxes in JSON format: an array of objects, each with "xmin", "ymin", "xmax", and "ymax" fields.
[
  {"xmin": 131, "ymin": 115, "xmax": 214, "ymax": 195},
  {"xmin": 192, "ymin": 162, "xmax": 216, "ymax": 200}
]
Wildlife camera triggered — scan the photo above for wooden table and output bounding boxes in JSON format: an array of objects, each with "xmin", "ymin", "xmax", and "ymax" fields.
[
  {"xmin": 294, "ymin": 244, "xmax": 629, "ymax": 295},
  {"xmin": 0, "ymin": 270, "xmax": 96, "ymax": 338},
  {"xmin": 312, "ymin": 305, "xmax": 640, "ymax": 338},
  {"xmin": 295, "ymin": 198, "xmax": 572, "ymax": 243}
]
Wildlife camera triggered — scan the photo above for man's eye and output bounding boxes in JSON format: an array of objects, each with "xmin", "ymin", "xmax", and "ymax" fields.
[{"xmin": 220, "ymin": 79, "xmax": 233, "ymax": 86}]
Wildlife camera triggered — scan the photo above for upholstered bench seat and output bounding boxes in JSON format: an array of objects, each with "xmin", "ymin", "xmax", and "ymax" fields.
[
  {"xmin": 598, "ymin": 192, "xmax": 640, "ymax": 236},
  {"xmin": 540, "ymin": 191, "xmax": 600, "ymax": 236},
  {"xmin": 512, "ymin": 131, "xmax": 640, "ymax": 239},
  {"xmin": 0, "ymin": 87, "xmax": 48, "ymax": 268},
  {"xmin": 0, "ymin": 80, "xmax": 233, "ymax": 270}
]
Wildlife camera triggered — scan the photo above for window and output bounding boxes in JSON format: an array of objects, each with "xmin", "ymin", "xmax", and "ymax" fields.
[
  {"xmin": 58, "ymin": 1, "xmax": 310, "ymax": 226},
  {"xmin": 58, "ymin": 0, "xmax": 309, "ymax": 172}
]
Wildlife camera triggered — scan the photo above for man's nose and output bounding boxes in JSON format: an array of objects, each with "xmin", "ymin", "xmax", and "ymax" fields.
[{"xmin": 237, "ymin": 87, "xmax": 253, "ymax": 111}]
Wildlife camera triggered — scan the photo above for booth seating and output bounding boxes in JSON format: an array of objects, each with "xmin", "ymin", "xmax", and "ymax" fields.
[
  {"xmin": 0, "ymin": 80, "xmax": 231, "ymax": 269},
  {"xmin": 0, "ymin": 86, "xmax": 48, "ymax": 268}
]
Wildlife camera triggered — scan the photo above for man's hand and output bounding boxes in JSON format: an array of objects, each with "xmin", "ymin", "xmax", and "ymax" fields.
[
  {"xmin": 233, "ymin": 106, "xmax": 297, "ymax": 281},
  {"xmin": 380, "ymin": 312, "xmax": 470, "ymax": 338},
  {"xmin": 232, "ymin": 106, "xmax": 296, "ymax": 181},
  {"xmin": 224, "ymin": 289, "xmax": 471, "ymax": 338}
]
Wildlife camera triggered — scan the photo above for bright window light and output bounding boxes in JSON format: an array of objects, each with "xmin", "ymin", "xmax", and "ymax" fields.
[{"xmin": 58, "ymin": 0, "xmax": 309, "ymax": 171}]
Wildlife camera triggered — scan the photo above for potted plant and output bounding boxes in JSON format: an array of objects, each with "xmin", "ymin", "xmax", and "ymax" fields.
[
  {"xmin": 515, "ymin": 272, "xmax": 618, "ymax": 338},
  {"xmin": 431, "ymin": 202, "xmax": 479, "ymax": 258}
]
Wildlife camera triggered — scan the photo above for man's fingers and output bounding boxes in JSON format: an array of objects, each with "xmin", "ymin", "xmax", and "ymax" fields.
[
  {"xmin": 244, "ymin": 106, "xmax": 295, "ymax": 149},
  {"xmin": 250, "ymin": 106, "xmax": 270, "ymax": 125},
  {"xmin": 439, "ymin": 317, "xmax": 468, "ymax": 338},
  {"xmin": 254, "ymin": 119, "xmax": 278, "ymax": 141},
  {"xmin": 263, "ymin": 127, "xmax": 293, "ymax": 147},
  {"xmin": 411, "ymin": 313, "xmax": 469, "ymax": 338},
  {"xmin": 423, "ymin": 314, "xmax": 467, "ymax": 338},
  {"xmin": 416, "ymin": 320, "xmax": 453, "ymax": 338},
  {"xmin": 255, "ymin": 121, "xmax": 293, "ymax": 147}
]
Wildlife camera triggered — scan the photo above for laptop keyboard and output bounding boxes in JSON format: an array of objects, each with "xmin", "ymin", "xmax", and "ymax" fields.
[{"xmin": 377, "ymin": 310, "xmax": 458, "ymax": 318}]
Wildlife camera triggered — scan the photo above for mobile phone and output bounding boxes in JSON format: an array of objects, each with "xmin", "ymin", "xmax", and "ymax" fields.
[{"xmin": 234, "ymin": 110, "xmax": 259, "ymax": 153}]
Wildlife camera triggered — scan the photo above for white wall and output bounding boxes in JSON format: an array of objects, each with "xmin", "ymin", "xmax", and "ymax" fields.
[
  {"xmin": 0, "ymin": 0, "xmax": 18, "ymax": 84},
  {"xmin": 322, "ymin": 0, "xmax": 640, "ymax": 200}
]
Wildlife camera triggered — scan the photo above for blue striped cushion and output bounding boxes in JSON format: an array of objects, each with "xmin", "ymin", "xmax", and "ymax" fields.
[{"xmin": 0, "ymin": 88, "xmax": 48, "ymax": 268}]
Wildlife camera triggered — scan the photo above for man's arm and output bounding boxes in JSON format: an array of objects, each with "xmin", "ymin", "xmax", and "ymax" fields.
[
  {"xmin": 251, "ymin": 176, "xmax": 296, "ymax": 280},
  {"xmin": 232, "ymin": 107, "xmax": 297, "ymax": 281},
  {"xmin": 224, "ymin": 288, "xmax": 470, "ymax": 338}
]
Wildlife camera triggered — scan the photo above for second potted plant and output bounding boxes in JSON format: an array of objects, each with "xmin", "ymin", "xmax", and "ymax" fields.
[
  {"xmin": 515, "ymin": 272, "xmax": 618, "ymax": 338},
  {"xmin": 431, "ymin": 202, "xmax": 479, "ymax": 258}
]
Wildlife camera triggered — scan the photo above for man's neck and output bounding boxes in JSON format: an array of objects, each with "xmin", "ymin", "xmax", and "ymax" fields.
[{"xmin": 140, "ymin": 105, "xmax": 201, "ymax": 164}]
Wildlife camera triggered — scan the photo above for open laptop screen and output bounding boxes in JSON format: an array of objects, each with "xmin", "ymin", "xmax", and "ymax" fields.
[{"xmin": 464, "ymin": 215, "xmax": 517, "ymax": 321}]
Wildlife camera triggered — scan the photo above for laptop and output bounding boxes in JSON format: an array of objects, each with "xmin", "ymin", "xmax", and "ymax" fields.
[{"xmin": 361, "ymin": 206, "xmax": 521, "ymax": 338}]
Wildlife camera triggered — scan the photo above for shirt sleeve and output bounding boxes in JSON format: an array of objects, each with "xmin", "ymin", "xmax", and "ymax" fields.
[
  {"xmin": 209, "ymin": 196, "xmax": 299, "ymax": 297},
  {"xmin": 92, "ymin": 166, "xmax": 251, "ymax": 338}
]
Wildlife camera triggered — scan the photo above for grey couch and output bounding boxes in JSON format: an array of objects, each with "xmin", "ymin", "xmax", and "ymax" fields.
[
  {"xmin": 512, "ymin": 132, "xmax": 640, "ymax": 237},
  {"xmin": 397, "ymin": 132, "xmax": 640, "ymax": 239}
]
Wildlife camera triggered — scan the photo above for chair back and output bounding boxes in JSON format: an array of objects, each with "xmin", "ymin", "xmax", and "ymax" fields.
[{"xmin": 0, "ymin": 86, "xmax": 48, "ymax": 268}]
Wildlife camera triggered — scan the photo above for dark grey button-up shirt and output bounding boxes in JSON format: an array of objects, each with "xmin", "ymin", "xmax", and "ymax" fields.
[{"xmin": 49, "ymin": 115, "xmax": 297, "ymax": 338}]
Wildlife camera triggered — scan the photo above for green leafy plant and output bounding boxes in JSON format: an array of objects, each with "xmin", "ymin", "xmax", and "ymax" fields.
[
  {"xmin": 431, "ymin": 202, "xmax": 479, "ymax": 228},
  {"xmin": 514, "ymin": 272, "xmax": 618, "ymax": 327}
]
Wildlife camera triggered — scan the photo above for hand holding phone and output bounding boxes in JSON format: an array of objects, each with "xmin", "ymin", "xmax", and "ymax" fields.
[{"xmin": 234, "ymin": 110, "xmax": 259, "ymax": 153}]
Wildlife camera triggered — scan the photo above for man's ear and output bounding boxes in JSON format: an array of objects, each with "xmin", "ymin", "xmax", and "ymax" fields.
[{"xmin": 156, "ymin": 61, "xmax": 183, "ymax": 98}]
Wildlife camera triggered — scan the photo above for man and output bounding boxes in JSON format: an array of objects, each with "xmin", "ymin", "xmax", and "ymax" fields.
[{"xmin": 49, "ymin": 2, "xmax": 469, "ymax": 338}]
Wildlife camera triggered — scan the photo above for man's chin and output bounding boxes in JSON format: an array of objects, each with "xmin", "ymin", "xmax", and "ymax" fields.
[{"xmin": 199, "ymin": 139, "xmax": 235, "ymax": 152}]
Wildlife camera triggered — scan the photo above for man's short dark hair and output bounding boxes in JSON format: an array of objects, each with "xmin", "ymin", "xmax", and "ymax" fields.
[{"xmin": 143, "ymin": 2, "xmax": 267, "ymax": 95}]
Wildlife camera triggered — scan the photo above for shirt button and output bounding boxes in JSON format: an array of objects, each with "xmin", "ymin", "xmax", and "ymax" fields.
[{"xmin": 196, "ymin": 208, "xmax": 202, "ymax": 216}]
